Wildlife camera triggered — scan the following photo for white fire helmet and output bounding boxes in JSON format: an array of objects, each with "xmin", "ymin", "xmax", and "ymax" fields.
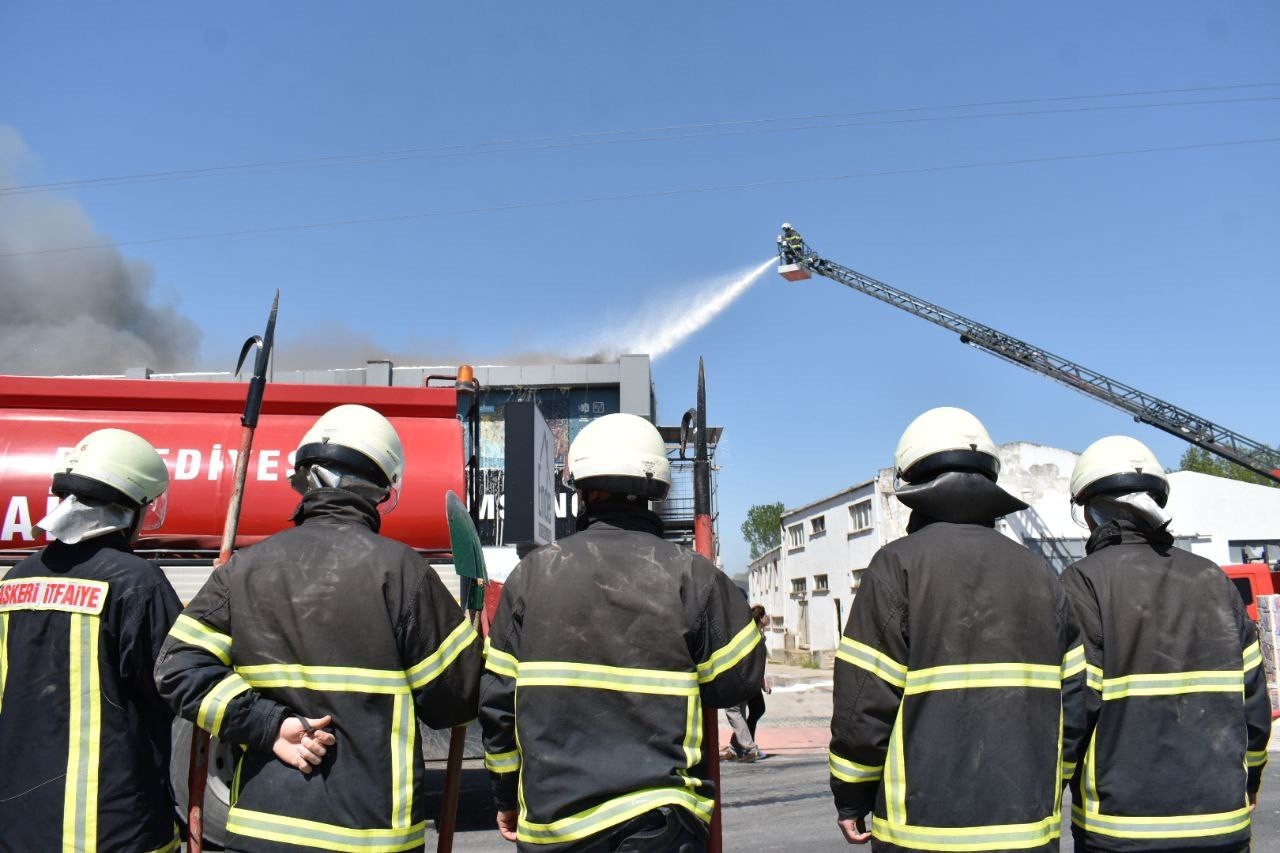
[
  {"xmin": 894, "ymin": 406, "xmax": 1000, "ymax": 484},
  {"xmin": 295, "ymin": 405, "xmax": 405, "ymax": 490},
  {"xmin": 1070, "ymin": 435, "xmax": 1169, "ymax": 507},
  {"xmin": 781, "ymin": 222, "xmax": 793, "ymax": 231},
  {"xmin": 566, "ymin": 413, "xmax": 671, "ymax": 500},
  {"xmin": 51, "ymin": 428, "xmax": 170, "ymax": 532}
]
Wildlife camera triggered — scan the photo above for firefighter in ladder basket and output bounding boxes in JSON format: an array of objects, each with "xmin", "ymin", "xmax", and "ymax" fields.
[
  {"xmin": 479, "ymin": 413, "xmax": 765, "ymax": 851},
  {"xmin": 0, "ymin": 429, "xmax": 184, "ymax": 852},
  {"xmin": 778, "ymin": 222, "xmax": 804, "ymax": 264},
  {"xmin": 155, "ymin": 404, "xmax": 482, "ymax": 853}
]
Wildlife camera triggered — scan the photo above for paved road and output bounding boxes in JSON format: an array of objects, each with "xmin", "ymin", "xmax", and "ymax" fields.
[{"xmin": 437, "ymin": 756, "xmax": 1280, "ymax": 851}]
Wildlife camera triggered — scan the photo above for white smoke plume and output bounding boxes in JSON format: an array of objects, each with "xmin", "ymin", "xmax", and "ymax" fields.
[
  {"xmin": 0, "ymin": 127, "xmax": 201, "ymax": 375},
  {"xmin": 581, "ymin": 258, "xmax": 774, "ymax": 360}
]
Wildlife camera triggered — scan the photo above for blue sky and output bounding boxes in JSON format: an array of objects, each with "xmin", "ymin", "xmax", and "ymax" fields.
[{"xmin": 2, "ymin": 3, "xmax": 1278, "ymax": 571}]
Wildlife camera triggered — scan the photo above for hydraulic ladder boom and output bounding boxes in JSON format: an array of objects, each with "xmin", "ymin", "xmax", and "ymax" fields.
[{"xmin": 778, "ymin": 234, "xmax": 1280, "ymax": 485}]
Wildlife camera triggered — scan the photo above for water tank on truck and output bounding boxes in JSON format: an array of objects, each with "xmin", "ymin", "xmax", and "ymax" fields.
[{"xmin": 0, "ymin": 374, "xmax": 468, "ymax": 601}]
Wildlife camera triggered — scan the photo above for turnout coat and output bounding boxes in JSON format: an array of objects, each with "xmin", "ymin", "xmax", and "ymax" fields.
[
  {"xmin": 1061, "ymin": 520, "xmax": 1272, "ymax": 851},
  {"xmin": 830, "ymin": 513, "xmax": 1087, "ymax": 853},
  {"xmin": 478, "ymin": 505, "xmax": 765, "ymax": 850},
  {"xmin": 155, "ymin": 490, "xmax": 482, "ymax": 853},
  {"xmin": 0, "ymin": 535, "xmax": 183, "ymax": 853}
]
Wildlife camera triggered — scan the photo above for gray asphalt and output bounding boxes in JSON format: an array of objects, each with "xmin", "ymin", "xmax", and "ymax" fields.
[{"xmin": 440, "ymin": 755, "xmax": 1280, "ymax": 851}]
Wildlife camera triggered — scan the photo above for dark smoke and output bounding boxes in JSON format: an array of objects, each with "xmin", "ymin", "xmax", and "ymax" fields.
[
  {"xmin": 0, "ymin": 127, "xmax": 201, "ymax": 375},
  {"xmin": 272, "ymin": 324, "xmax": 604, "ymax": 372}
]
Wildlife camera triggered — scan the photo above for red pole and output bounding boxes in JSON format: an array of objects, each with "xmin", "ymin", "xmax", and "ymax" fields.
[
  {"xmin": 691, "ymin": 359, "xmax": 723, "ymax": 853},
  {"xmin": 188, "ymin": 294, "xmax": 277, "ymax": 853}
]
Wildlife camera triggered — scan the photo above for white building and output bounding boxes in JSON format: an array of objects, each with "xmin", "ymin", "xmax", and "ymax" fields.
[
  {"xmin": 751, "ymin": 441, "xmax": 1280, "ymax": 663},
  {"xmin": 746, "ymin": 545, "xmax": 784, "ymax": 656}
]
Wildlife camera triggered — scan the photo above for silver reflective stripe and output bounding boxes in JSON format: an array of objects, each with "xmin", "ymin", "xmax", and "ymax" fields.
[
  {"xmin": 836, "ymin": 637, "xmax": 907, "ymax": 688},
  {"xmin": 0, "ymin": 613, "xmax": 8, "ymax": 716},
  {"xmin": 829, "ymin": 752, "xmax": 882, "ymax": 783},
  {"xmin": 874, "ymin": 815, "xmax": 1058, "ymax": 850},
  {"xmin": 227, "ymin": 808, "xmax": 426, "ymax": 852},
  {"xmin": 517, "ymin": 661, "xmax": 698, "ymax": 696},
  {"xmin": 167, "ymin": 614, "xmax": 232, "ymax": 665},
  {"xmin": 236, "ymin": 663, "xmax": 409, "ymax": 694},
  {"xmin": 406, "ymin": 619, "xmax": 478, "ymax": 690},
  {"xmin": 485, "ymin": 749, "xmax": 521, "ymax": 773},
  {"xmin": 517, "ymin": 786, "xmax": 713, "ymax": 845},
  {"xmin": 63, "ymin": 612, "xmax": 102, "ymax": 853},
  {"xmin": 1071, "ymin": 804, "xmax": 1250, "ymax": 839},
  {"xmin": 903, "ymin": 662, "xmax": 1060, "ymax": 695},
  {"xmin": 389, "ymin": 694, "xmax": 414, "ymax": 828}
]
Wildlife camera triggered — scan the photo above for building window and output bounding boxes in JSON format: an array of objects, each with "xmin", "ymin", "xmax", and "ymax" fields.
[
  {"xmin": 810, "ymin": 515, "xmax": 826, "ymax": 536},
  {"xmin": 791, "ymin": 578, "xmax": 807, "ymax": 595},
  {"xmin": 787, "ymin": 523, "xmax": 805, "ymax": 549},
  {"xmin": 849, "ymin": 500, "xmax": 872, "ymax": 533},
  {"xmin": 850, "ymin": 568, "xmax": 865, "ymax": 593},
  {"xmin": 814, "ymin": 574, "xmax": 829, "ymax": 593}
]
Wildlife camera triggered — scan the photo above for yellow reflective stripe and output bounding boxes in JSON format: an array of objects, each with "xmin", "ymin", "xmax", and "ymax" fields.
[
  {"xmin": 518, "ymin": 661, "xmax": 699, "ymax": 696},
  {"xmin": 837, "ymin": 637, "xmax": 908, "ymax": 689},
  {"xmin": 1061, "ymin": 761, "xmax": 1077, "ymax": 781},
  {"xmin": 167, "ymin": 615, "xmax": 232, "ymax": 665},
  {"xmin": 1247, "ymin": 749, "xmax": 1268, "ymax": 768},
  {"xmin": 486, "ymin": 646, "xmax": 518, "ymax": 678},
  {"xmin": 237, "ymin": 663, "xmax": 410, "ymax": 694},
  {"xmin": 516, "ymin": 786, "xmax": 714, "ymax": 845},
  {"xmin": 1082, "ymin": 729, "xmax": 1100, "ymax": 815},
  {"xmin": 884, "ymin": 701, "xmax": 907, "ymax": 825},
  {"xmin": 904, "ymin": 662, "xmax": 1060, "ymax": 695},
  {"xmin": 677, "ymin": 693, "xmax": 703, "ymax": 789},
  {"xmin": 197, "ymin": 672, "xmax": 252, "ymax": 736},
  {"xmin": 406, "ymin": 619, "xmax": 478, "ymax": 690},
  {"xmin": 63, "ymin": 613, "xmax": 101, "ymax": 853},
  {"xmin": 390, "ymin": 694, "xmax": 414, "ymax": 828},
  {"xmin": 1242, "ymin": 640, "xmax": 1261, "ymax": 672},
  {"xmin": 227, "ymin": 807, "xmax": 426, "ymax": 852},
  {"xmin": 1061, "ymin": 645, "xmax": 1086, "ymax": 679},
  {"xmin": 874, "ymin": 815, "xmax": 1059, "ymax": 851},
  {"xmin": 829, "ymin": 752, "xmax": 882, "ymax": 783},
  {"xmin": 485, "ymin": 748, "xmax": 521, "ymax": 774},
  {"xmin": 1100, "ymin": 670, "xmax": 1242, "ymax": 700},
  {"xmin": 697, "ymin": 620, "xmax": 761, "ymax": 684},
  {"xmin": 0, "ymin": 613, "xmax": 8, "ymax": 716},
  {"xmin": 232, "ymin": 750, "xmax": 244, "ymax": 803},
  {"xmin": 1071, "ymin": 804, "xmax": 1250, "ymax": 839},
  {"xmin": 1085, "ymin": 664, "xmax": 1104, "ymax": 692}
]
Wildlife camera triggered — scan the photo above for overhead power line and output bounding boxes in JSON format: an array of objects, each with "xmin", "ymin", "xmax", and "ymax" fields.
[
  {"xmin": 1, "ymin": 82, "xmax": 1277, "ymax": 197},
  {"xmin": 2, "ymin": 136, "xmax": 1277, "ymax": 261}
]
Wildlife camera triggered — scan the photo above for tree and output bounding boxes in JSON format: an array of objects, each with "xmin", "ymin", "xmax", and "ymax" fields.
[
  {"xmin": 1178, "ymin": 447, "xmax": 1278, "ymax": 488},
  {"xmin": 740, "ymin": 502, "xmax": 784, "ymax": 561}
]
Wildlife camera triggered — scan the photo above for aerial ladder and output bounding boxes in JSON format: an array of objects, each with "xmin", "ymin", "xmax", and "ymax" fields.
[{"xmin": 775, "ymin": 227, "xmax": 1280, "ymax": 485}]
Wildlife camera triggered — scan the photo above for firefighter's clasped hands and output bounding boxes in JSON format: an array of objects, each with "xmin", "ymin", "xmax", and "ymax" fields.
[{"xmin": 272, "ymin": 713, "xmax": 336, "ymax": 775}]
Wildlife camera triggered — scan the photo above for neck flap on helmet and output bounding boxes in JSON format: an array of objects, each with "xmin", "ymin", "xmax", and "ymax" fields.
[{"xmin": 894, "ymin": 470, "xmax": 1028, "ymax": 528}]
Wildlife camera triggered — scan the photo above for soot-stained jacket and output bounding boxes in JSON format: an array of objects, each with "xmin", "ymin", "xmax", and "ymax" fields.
[
  {"xmin": 829, "ymin": 472, "xmax": 1087, "ymax": 853},
  {"xmin": 1060, "ymin": 519, "xmax": 1272, "ymax": 851},
  {"xmin": 478, "ymin": 504, "xmax": 765, "ymax": 850},
  {"xmin": 154, "ymin": 489, "xmax": 482, "ymax": 853},
  {"xmin": 0, "ymin": 535, "xmax": 183, "ymax": 853}
]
